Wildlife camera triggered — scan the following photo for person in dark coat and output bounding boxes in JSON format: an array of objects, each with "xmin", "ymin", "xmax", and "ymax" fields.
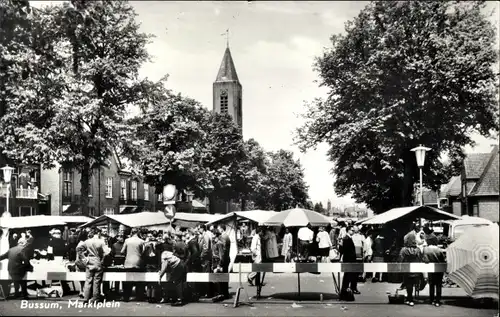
[
  {"xmin": 0, "ymin": 239, "xmax": 33, "ymax": 299},
  {"xmin": 216, "ymin": 224, "xmax": 231, "ymax": 300},
  {"xmin": 339, "ymin": 226, "xmax": 359, "ymax": 300},
  {"xmin": 174, "ymin": 233, "xmax": 189, "ymax": 264},
  {"xmin": 399, "ymin": 232, "xmax": 423, "ymax": 307},
  {"xmin": 422, "ymin": 235, "xmax": 446, "ymax": 307}
]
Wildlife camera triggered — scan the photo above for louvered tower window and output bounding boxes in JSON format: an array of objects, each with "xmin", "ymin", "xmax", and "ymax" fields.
[{"xmin": 220, "ymin": 90, "xmax": 228, "ymax": 114}]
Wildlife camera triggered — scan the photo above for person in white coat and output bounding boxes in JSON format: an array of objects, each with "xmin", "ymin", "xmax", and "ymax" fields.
[
  {"xmin": 247, "ymin": 227, "xmax": 263, "ymax": 298},
  {"xmin": 281, "ymin": 228, "xmax": 293, "ymax": 262},
  {"xmin": 316, "ymin": 227, "xmax": 332, "ymax": 263}
]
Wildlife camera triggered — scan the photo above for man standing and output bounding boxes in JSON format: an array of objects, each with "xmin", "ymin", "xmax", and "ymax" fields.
[
  {"xmin": 422, "ymin": 235, "xmax": 446, "ymax": 307},
  {"xmin": 0, "ymin": 239, "xmax": 32, "ymax": 299},
  {"xmin": 121, "ymin": 228, "xmax": 145, "ymax": 302},
  {"xmin": 362, "ymin": 230, "xmax": 374, "ymax": 282},
  {"xmin": 198, "ymin": 225, "xmax": 212, "ymax": 297},
  {"xmin": 82, "ymin": 228, "xmax": 106, "ymax": 304},
  {"xmin": 297, "ymin": 224, "xmax": 314, "ymax": 260},
  {"xmin": 247, "ymin": 227, "xmax": 263, "ymax": 298},
  {"xmin": 351, "ymin": 226, "xmax": 365, "ymax": 283},
  {"xmin": 216, "ymin": 224, "xmax": 231, "ymax": 300},
  {"xmin": 339, "ymin": 226, "xmax": 359, "ymax": 300}
]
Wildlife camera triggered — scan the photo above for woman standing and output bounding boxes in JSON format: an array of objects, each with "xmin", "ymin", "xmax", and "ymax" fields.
[
  {"xmin": 399, "ymin": 233, "xmax": 423, "ymax": 307},
  {"xmin": 316, "ymin": 227, "xmax": 332, "ymax": 263},
  {"xmin": 281, "ymin": 228, "xmax": 293, "ymax": 262}
]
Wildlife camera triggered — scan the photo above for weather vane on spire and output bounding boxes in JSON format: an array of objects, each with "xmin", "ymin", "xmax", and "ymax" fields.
[{"xmin": 221, "ymin": 28, "xmax": 229, "ymax": 47}]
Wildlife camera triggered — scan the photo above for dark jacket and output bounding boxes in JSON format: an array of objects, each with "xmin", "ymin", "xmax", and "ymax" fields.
[
  {"xmin": 219, "ymin": 233, "xmax": 231, "ymax": 268},
  {"xmin": 186, "ymin": 237, "xmax": 201, "ymax": 266},
  {"xmin": 422, "ymin": 245, "xmax": 446, "ymax": 263},
  {"xmin": 0, "ymin": 245, "xmax": 33, "ymax": 279},
  {"xmin": 399, "ymin": 246, "xmax": 423, "ymax": 278},
  {"xmin": 174, "ymin": 241, "xmax": 189, "ymax": 262},
  {"xmin": 340, "ymin": 235, "xmax": 356, "ymax": 262},
  {"xmin": 49, "ymin": 237, "xmax": 67, "ymax": 257},
  {"xmin": 373, "ymin": 236, "xmax": 386, "ymax": 258}
]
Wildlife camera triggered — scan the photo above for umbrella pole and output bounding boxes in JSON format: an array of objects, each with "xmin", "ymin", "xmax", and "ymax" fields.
[{"xmin": 297, "ymin": 273, "xmax": 301, "ymax": 300}]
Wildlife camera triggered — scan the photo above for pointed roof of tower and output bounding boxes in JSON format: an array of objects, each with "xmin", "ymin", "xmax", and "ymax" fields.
[{"xmin": 215, "ymin": 47, "xmax": 239, "ymax": 82}]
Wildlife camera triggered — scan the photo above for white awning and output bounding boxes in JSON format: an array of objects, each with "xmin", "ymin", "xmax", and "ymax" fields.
[
  {"xmin": 80, "ymin": 211, "xmax": 171, "ymax": 229},
  {"xmin": 0, "ymin": 215, "xmax": 67, "ymax": 229},
  {"xmin": 207, "ymin": 210, "xmax": 278, "ymax": 226},
  {"xmin": 362, "ymin": 206, "xmax": 461, "ymax": 225}
]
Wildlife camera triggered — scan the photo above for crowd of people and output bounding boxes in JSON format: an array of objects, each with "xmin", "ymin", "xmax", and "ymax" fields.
[
  {"xmin": 1, "ymin": 224, "xmax": 233, "ymax": 306},
  {"xmin": 0, "ymin": 220, "xmax": 447, "ymax": 307}
]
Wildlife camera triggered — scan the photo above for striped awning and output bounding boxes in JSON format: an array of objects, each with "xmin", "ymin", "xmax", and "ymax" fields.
[{"xmin": 447, "ymin": 224, "xmax": 499, "ymax": 300}]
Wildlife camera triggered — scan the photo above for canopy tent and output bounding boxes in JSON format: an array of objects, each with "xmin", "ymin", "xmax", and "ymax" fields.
[
  {"xmin": 0, "ymin": 215, "xmax": 80, "ymax": 229},
  {"xmin": 433, "ymin": 215, "xmax": 493, "ymax": 226},
  {"xmin": 79, "ymin": 212, "xmax": 170, "ymax": 229},
  {"xmin": 362, "ymin": 206, "xmax": 461, "ymax": 225},
  {"xmin": 172, "ymin": 212, "xmax": 219, "ymax": 228},
  {"xmin": 206, "ymin": 210, "xmax": 278, "ymax": 226},
  {"xmin": 355, "ymin": 216, "xmax": 375, "ymax": 225},
  {"xmin": 264, "ymin": 208, "xmax": 332, "ymax": 227},
  {"xmin": 50, "ymin": 216, "xmax": 93, "ymax": 224}
]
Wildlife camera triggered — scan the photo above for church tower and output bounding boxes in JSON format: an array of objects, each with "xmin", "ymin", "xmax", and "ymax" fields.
[
  {"xmin": 210, "ymin": 45, "xmax": 242, "ymax": 214},
  {"xmin": 213, "ymin": 46, "xmax": 243, "ymax": 130}
]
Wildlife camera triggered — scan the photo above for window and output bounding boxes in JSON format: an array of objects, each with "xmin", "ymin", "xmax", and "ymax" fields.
[
  {"xmin": 120, "ymin": 179, "xmax": 127, "ymax": 200},
  {"xmin": 105, "ymin": 177, "xmax": 113, "ymax": 198},
  {"xmin": 89, "ymin": 207, "xmax": 96, "ymax": 217},
  {"xmin": 63, "ymin": 169, "xmax": 72, "ymax": 200},
  {"xmin": 104, "ymin": 208, "xmax": 115, "ymax": 215},
  {"xmin": 144, "ymin": 184, "xmax": 149, "ymax": 201},
  {"xmin": 158, "ymin": 193, "xmax": 163, "ymax": 202},
  {"xmin": 63, "ymin": 170, "xmax": 72, "ymax": 182},
  {"xmin": 19, "ymin": 206, "xmax": 32, "ymax": 217},
  {"xmin": 220, "ymin": 91, "xmax": 228, "ymax": 114},
  {"xmin": 131, "ymin": 181, "xmax": 137, "ymax": 201},
  {"xmin": 88, "ymin": 176, "xmax": 93, "ymax": 197},
  {"xmin": 63, "ymin": 181, "xmax": 72, "ymax": 200}
]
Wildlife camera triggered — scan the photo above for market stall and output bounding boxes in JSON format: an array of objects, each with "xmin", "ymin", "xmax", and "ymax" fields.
[
  {"xmin": 79, "ymin": 211, "xmax": 172, "ymax": 235},
  {"xmin": 172, "ymin": 212, "xmax": 220, "ymax": 229}
]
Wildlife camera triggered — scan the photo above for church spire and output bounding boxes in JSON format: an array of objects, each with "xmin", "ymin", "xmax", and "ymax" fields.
[{"xmin": 215, "ymin": 47, "xmax": 239, "ymax": 83}]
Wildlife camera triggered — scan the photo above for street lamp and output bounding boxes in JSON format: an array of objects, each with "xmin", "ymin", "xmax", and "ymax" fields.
[
  {"xmin": 1, "ymin": 165, "xmax": 15, "ymax": 218},
  {"xmin": 411, "ymin": 145, "xmax": 431, "ymax": 206}
]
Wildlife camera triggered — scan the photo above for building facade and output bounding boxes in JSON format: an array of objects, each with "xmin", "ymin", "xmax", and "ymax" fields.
[
  {"xmin": 0, "ymin": 159, "xmax": 50, "ymax": 217},
  {"xmin": 440, "ymin": 145, "xmax": 499, "ymax": 222}
]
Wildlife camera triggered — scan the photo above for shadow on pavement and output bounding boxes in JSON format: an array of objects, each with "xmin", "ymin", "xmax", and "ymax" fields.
[
  {"xmin": 265, "ymin": 292, "xmax": 339, "ymax": 301},
  {"xmin": 442, "ymin": 298, "xmax": 499, "ymax": 310}
]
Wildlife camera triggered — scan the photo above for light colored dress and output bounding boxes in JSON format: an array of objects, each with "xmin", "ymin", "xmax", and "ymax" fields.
[{"xmin": 281, "ymin": 233, "xmax": 293, "ymax": 259}]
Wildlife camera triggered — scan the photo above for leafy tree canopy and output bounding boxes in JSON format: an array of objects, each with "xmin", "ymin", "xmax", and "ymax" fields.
[{"xmin": 295, "ymin": 1, "xmax": 499, "ymax": 213}]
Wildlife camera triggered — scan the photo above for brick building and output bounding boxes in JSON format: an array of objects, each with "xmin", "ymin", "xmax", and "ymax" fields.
[
  {"xmin": 440, "ymin": 145, "xmax": 499, "ymax": 222},
  {"xmin": 0, "ymin": 158, "xmax": 50, "ymax": 217},
  {"xmin": 40, "ymin": 152, "xmax": 205, "ymax": 217}
]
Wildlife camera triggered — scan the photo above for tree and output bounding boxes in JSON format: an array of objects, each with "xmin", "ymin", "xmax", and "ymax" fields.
[
  {"xmin": 0, "ymin": 0, "xmax": 154, "ymax": 216},
  {"xmin": 313, "ymin": 202, "xmax": 326, "ymax": 214},
  {"xmin": 131, "ymin": 86, "xmax": 212, "ymax": 198},
  {"xmin": 238, "ymin": 138, "xmax": 268, "ymax": 211},
  {"xmin": 295, "ymin": 1, "xmax": 499, "ymax": 213},
  {"xmin": 252, "ymin": 149, "xmax": 310, "ymax": 211}
]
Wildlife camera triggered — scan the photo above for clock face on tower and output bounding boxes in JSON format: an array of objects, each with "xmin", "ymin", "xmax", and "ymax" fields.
[{"xmin": 220, "ymin": 89, "xmax": 228, "ymax": 97}]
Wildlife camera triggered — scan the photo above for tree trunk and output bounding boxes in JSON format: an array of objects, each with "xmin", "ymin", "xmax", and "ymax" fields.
[
  {"xmin": 79, "ymin": 163, "xmax": 91, "ymax": 217},
  {"xmin": 402, "ymin": 150, "xmax": 416, "ymax": 207},
  {"xmin": 241, "ymin": 198, "xmax": 247, "ymax": 211}
]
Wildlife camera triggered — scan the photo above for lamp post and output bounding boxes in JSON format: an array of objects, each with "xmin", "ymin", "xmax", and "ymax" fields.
[
  {"xmin": 411, "ymin": 145, "xmax": 431, "ymax": 206},
  {"xmin": 1, "ymin": 165, "xmax": 15, "ymax": 218}
]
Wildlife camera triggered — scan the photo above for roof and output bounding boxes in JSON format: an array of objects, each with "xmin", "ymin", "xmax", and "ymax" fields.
[
  {"xmin": 469, "ymin": 146, "xmax": 499, "ymax": 196},
  {"xmin": 79, "ymin": 212, "xmax": 170, "ymax": 228},
  {"xmin": 441, "ymin": 176, "xmax": 461, "ymax": 198},
  {"xmin": 215, "ymin": 47, "xmax": 239, "ymax": 82},
  {"xmin": 206, "ymin": 210, "xmax": 279, "ymax": 225},
  {"xmin": 362, "ymin": 206, "xmax": 461, "ymax": 225},
  {"xmin": 0, "ymin": 215, "xmax": 68, "ymax": 229},
  {"xmin": 422, "ymin": 189, "xmax": 438, "ymax": 205},
  {"xmin": 464, "ymin": 153, "xmax": 490, "ymax": 179},
  {"xmin": 192, "ymin": 200, "xmax": 207, "ymax": 209},
  {"xmin": 173, "ymin": 212, "xmax": 219, "ymax": 223}
]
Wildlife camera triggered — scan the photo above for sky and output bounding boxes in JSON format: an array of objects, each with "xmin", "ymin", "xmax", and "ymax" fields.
[{"xmin": 31, "ymin": 1, "xmax": 500, "ymax": 209}]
